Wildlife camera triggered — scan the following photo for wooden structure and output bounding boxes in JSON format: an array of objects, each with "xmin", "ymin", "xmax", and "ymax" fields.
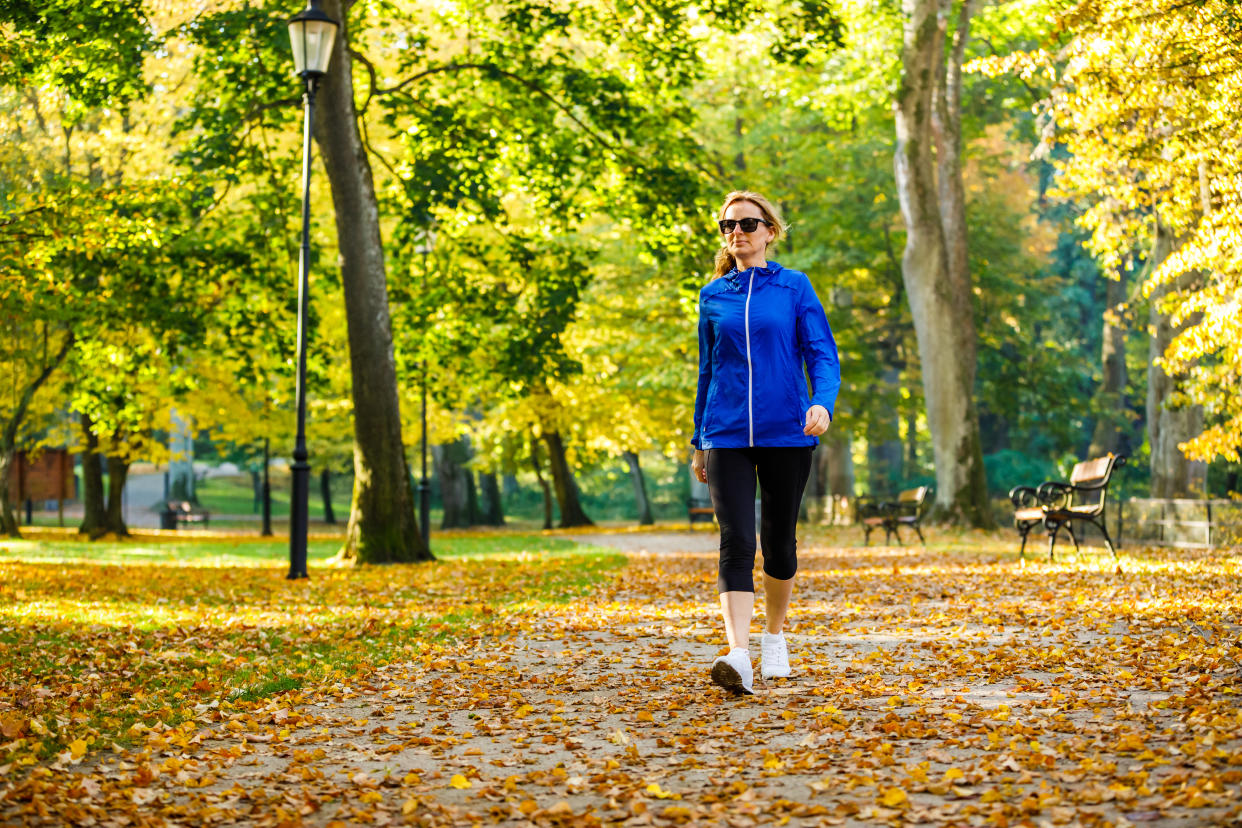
[
  {"xmin": 1009, "ymin": 454, "xmax": 1126, "ymax": 560},
  {"xmin": 687, "ymin": 497, "xmax": 715, "ymax": 527},
  {"xmin": 5, "ymin": 449, "xmax": 73, "ymax": 506}
]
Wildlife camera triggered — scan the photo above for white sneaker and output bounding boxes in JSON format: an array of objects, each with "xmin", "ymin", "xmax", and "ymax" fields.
[
  {"xmin": 761, "ymin": 633, "xmax": 791, "ymax": 680},
  {"xmin": 710, "ymin": 649, "xmax": 754, "ymax": 695}
]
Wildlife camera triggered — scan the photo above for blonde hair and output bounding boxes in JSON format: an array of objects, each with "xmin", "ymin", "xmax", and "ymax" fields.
[{"xmin": 712, "ymin": 190, "xmax": 788, "ymax": 279}]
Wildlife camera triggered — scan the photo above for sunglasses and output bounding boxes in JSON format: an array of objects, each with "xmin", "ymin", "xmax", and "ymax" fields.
[{"xmin": 718, "ymin": 217, "xmax": 772, "ymax": 234}]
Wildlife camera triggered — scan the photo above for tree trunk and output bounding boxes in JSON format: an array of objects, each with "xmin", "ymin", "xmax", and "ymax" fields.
[
  {"xmin": 1088, "ymin": 266, "xmax": 1131, "ymax": 458},
  {"xmin": 320, "ymin": 468, "xmax": 336, "ymax": 524},
  {"xmin": 316, "ymin": 0, "xmax": 428, "ymax": 563},
  {"xmin": 478, "ymin": 471, "xmax": 505, "ymax": 526},
  {"xmin": 0, "ymin": 330, "xmax": 72, "ymax": 537},
  {"xmin": 825, "ymin": 432, "xmax": 855, "ymax": 525},
  {"xmin": 541, "ymin": 430, "xmax": 593, "ymax": 527},
  {"xmin": 0, "ymin": 451, "xmax": 15, "ymax": 537},
  {"xmin": 868, "ymin": 372, "xmax": 903, "ymax": 496},
  {"xmin": 529, "ymin": 431, "xmax": 553, "ymax": 530},
  {"xmin": 1146, "ymin": 218, "xmax": 1207, "ymax": 497},
  {"xmin": 801, "ymin": 441, "xmax": 824, "ymax": 522},
  {"xmin": 104, "ymin": 455, "xmax": 129, "ymax": 537},
  {"xmin": 435, "ymin": 438, "xmax": 478, "ymax": 529},
  {"xmin": 78, "ymin": 414, "xmax": 106, "ymax": 539},
  {"xmin": 893, "ymin": 0, "xmax": 992, "ymax": 526},
  {"xmin": 622, "ymin": 450, "xmax": 654, "ymax": 525}
]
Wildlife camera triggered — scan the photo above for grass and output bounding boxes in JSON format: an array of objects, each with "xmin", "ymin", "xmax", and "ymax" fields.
[
  {"xmin": 194, "ymin": 474, "xmax": 352, "ymax": 520},
  {"xmin": 0, "ymin": 531, "xmax": 625, "ymax": 771}
]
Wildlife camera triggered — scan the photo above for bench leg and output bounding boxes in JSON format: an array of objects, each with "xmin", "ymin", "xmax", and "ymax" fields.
[
  {"xmin": 1046, "ymin": 523, "xmax": 1060, "ymax": 561},
  {"xmin": 1017, "ymin": 523, "xmax": 1033, "ymax": 560},
  {"xmin": 891, "ymin": 525, "xmax": 902, "ymax": 546},
  {"xmin": 863, "ymin": 525, "xmax": 871, "ymax": 546},
  {"xmin": 1094, "ymin": 518, "xmax": 1119, "ymax": 559},
  {"xmin": 1065, "ymin": 523, "xmax": 1080, "ymax": 552},
  {"xmin": 913, "ymin": 524, "xmax": 925, "ymax": 546}
]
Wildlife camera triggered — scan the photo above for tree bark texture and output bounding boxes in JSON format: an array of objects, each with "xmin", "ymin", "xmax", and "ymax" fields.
[
  {"xmin": 800, "ymin": 442, "xmax": 823, "ymax": 522},
  {"xmin": 78, "ymin": 414, "xmax": 106, "ymax": 538},
  {"xmin": 868, "ymin": 373, "xmax": 904, "ymax": 496},
  {"xmin": 0, "ymin": 330, "xmax": 72, "ymax": 537},
  {"xmin": 1088, "ymin": 268, "xmax": 1131, "ymax": 458},
  {"xmin": 529, "ymin": 431, "xmax": 553, "ymax": 530},
  {"xmin": 320, "ymin": 469, "xmax": 336, "ymax": 524},
  {"xmin": 541, "ymin": 430, "xmax": 593, "ymax": 527},
  {"xmin": 316, "ymin": 0, "xmax": 428, "ymax": 562},
  {"xmin": 0, "ymin": 452, "xmax": 16, "ymax": 537},
  {"xmin": 825, "ymin": 432, "xmax": 856, "ymax": 525},
  {"xmin": 622, "ymin": 451, "xmax": 654, "ymax": 526},
  {"xmin": 477, "ymin": 471, "xmax": 505, "ymax": 526},
  {"xmin": 1145, "ymin": 219, "xmax": 1207, "ymax": 497},
  {"xmin": 434, "ymin": 438, "xmax": 480, "ymax": 529},
  {"xmin": 104, "ymin": 455, "xmax": 129, "ymax": 537},
  {"xmin": 893, "ymin": 0, "xmax": 992, "ymax": 526}
]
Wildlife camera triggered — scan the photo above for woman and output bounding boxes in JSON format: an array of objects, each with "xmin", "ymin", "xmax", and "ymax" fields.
[{"xmin": 691, "ymin": 191, "xmax": 840, "ymax": 695}]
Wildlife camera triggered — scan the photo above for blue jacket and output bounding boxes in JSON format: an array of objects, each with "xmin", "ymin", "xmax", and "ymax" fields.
[{"xmin": 692, "ymin": 261, "xmax": 840, "ymax": 450}]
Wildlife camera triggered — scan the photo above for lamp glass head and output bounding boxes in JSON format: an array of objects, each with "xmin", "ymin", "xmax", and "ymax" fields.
[{"xmin": 289, "ymin": 1, "xmax": 339, "ymax": 76}]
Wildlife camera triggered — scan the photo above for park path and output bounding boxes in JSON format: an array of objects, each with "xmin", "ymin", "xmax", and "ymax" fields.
[{"xmin": 7, "ymin": 533, "xmax": 1242, "ymax": 826}]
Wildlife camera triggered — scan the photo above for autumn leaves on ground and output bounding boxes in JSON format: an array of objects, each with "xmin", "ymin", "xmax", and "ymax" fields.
[{"xmin": 1, "ymin": 530, "xmax": 1240, "ymax": 827}]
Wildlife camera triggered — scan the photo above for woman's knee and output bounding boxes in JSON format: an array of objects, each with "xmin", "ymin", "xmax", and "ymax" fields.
[{"xmin": 762, "ymin": 554, "xmax": 798, "ymax": 581}]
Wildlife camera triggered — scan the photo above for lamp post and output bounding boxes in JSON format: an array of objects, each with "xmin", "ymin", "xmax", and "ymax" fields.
[
  {"xmin": 286, "ymin": 0, "xmax": 339, "ymax": 580},
  {"xmin": 413, "ymin": 228, "xmax": 436, "ymax": 550}
]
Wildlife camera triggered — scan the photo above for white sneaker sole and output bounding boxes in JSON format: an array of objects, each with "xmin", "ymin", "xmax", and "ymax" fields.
[{"xmin": 710, "ymin": 660, "xmax": 754, "ymax": 695}]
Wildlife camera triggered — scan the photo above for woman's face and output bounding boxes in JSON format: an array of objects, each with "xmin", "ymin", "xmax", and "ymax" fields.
[{"xmin": 721, "ymin": 200, "xmax": 776, "ymax": 262}]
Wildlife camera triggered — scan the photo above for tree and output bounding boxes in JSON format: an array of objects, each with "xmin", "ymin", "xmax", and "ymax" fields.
[
  {"xmin": 893, "ymin": 0, "xmax": 992, "ymax": 525},
  {"xmin": 1026, "ymin": 0, "xmax": 1242, "ymax": 486}
]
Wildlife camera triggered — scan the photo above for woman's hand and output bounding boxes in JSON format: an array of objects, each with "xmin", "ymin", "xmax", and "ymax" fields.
[
  {"xmin": 803, "ymin": 405, "xmax": 831, "ymax": 436},
  {"xmin": 692, "ymin": 450, "xmax": 707, "ymax": 483}
]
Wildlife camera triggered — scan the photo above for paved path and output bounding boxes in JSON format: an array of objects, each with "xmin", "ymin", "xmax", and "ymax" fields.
[{"xmin": 5, "ymin": 535, "xmax": 1241, "ymax": 826}]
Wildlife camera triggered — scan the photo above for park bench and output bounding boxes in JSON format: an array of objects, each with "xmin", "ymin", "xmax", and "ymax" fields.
[
  {"xmin": 162, "ymin": 500, "xmax": 211, "ymax": 529},
  {"xmin": 687, "ymin": 497, "xmax": 715, "ymax": 527},
  {"xmin": 857, "ymin": 486, "xmax": 932, "ymax": 546},
  {"xmin": 1009, "ymin": 453, "xmax": 1126, "ymax": 560}
]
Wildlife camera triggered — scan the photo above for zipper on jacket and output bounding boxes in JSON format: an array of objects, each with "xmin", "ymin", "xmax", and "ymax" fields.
[{"xmin": 744, "ymin": 268, "xmax": 755, "ymax": 446}]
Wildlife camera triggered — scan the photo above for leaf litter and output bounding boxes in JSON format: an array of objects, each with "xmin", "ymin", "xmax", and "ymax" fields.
[{"xmin": 2, "ymin": 531, "xmax": 1241, "ymax": 826}]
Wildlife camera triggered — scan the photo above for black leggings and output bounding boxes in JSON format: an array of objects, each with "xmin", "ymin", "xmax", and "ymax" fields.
[{"xmin": 706, "ymin": 446, "xmax": 814, "ymax": 593}]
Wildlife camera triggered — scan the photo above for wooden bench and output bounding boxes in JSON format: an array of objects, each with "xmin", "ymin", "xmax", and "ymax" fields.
[
  {"xmin": 1009, "ymin": 454, "xmax": 1126, "ymax": 560},
  {"xmin": 687, "ymin": 497, "xmax": 715, "ymax": 527},
  {"xmin": 858, "ymin": 486, "xmax": 932, "ymax": 546},
  {"xmin": 165, "ymin": 500, "xmax": 210, "ymax": 528}
]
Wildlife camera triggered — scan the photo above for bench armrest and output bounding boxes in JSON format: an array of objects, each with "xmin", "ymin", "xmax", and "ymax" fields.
[
  {"xmin": 855, "ymin": 497, "xmax": 884, "ymax": 520},
  {"xmin": 1036, "ymin": 481, "xmax": 1073, "ymax": 509},
  {"xmin": 1008, "ymin": 486, "xmax": 1039, "ymax": 508}
]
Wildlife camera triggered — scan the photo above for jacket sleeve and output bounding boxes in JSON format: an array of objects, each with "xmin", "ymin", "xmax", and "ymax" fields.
[
  {"xmin": 691, "ymin": 297, "xmax": 713, "ymax": 449},
  {"xmin": 796, "ymin": 276, "xmax": 841, "ymax": 418}
]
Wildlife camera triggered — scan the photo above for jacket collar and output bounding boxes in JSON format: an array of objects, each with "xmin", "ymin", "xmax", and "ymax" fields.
[{"xmin": 723, "ymin": 260, "xmax": 783, "ymax": 291}]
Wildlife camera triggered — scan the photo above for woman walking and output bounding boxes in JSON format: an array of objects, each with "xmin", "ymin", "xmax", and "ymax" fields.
[{"xmin": 691, "ymin": 191, "xmax": 840, "ymax": 695}]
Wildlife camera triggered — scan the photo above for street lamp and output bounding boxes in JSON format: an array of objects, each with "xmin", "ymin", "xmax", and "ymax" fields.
[
  {"xmin": 413, "ymin": 228, "xmax": 436, "ymax": 550},
  {"xmin": 286, "ymin": 0, "xmax": 339, "ymax": 580}
]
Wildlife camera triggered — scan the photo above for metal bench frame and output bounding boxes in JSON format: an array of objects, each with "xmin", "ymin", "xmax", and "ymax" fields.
[
  {"xmin": 166, "ymin": 500, "xmax": 211, "ymax": 528},
  {"xmin": 858, "ymin": 486, "xmax": 932, "ymax": 546},
  {"xmin": 1009, "ymin": 454, "xmax": 1126, "ymax": 560}
]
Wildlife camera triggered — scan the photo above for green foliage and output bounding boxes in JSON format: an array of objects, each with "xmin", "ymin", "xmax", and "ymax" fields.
[{"xmin": 0, "ymin": 0, "xmax": 152, "ymax": 116}]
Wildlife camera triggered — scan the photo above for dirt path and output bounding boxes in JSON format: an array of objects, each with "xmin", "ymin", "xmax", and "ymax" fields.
[{"xmin": 7, "ymin": 535, "xmax": 1242, "ymax": 826}]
